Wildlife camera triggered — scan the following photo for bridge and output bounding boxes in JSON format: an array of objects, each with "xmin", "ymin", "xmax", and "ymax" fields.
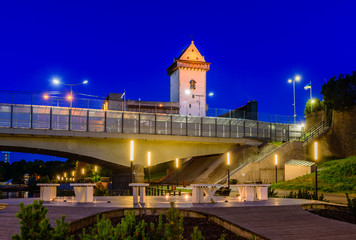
[{"xmin": 0, "ymin": 103, "xmax": 302, "ymax": 167}]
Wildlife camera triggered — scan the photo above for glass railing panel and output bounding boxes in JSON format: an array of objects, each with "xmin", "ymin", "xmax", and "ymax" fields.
[
  {"xmin": 140, "ymin": 113, "xmax": 155, "ymax": 134},
  {"xmin": 172, "ymin": 115, "xmax": 186, "ymax": 135},
  {"xmin": 202, "ymin": 117, "xmax": 215, "ymax": 137},
  {"xmin": 71, "ymin": 109, "xmax": 87, "ymax": 131},
  {"xmin": 33, "ymin": 106, "xmax": 50, "ymax": 129},
  {"xmin": 106, "ymin": 111, "xmax": 122, "ymax": 133},
  {"xmin": 187, "ymin": 116, "xmax": 201, "ymax": 136},
  {"xmin": 216, "ymin": 118, "xmax": 230, "ymax": 138},
  {"xmin": 156, "ymin": 114, "xmax": 171, "ymax": 135},
  {"xmin": 89, "ymin": 110, "xmax": 105, "ymax": 132},
  {"xmin": 51, "ymin": 107, "xmax": 69, "ymax": 130},
  {"xmin": 13, "ymin": 105, "xmax": 31, "ymax": 128},
  {"xmin": 123, "ymin": 112, "xmax": 139, "ymax": 133},
  {"xmin": 0, "ymin": 104, "xmax": 11, "ymax": 127}
]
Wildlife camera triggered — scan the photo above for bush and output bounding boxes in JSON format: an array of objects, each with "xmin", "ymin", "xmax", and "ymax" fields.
[
  {"xmin": 285, "ymin": 189, "xmax": 326, "ymax": 201},
  {"xmin": 12, "ymin": 200, "xmax": 73, "ymax": 240}
]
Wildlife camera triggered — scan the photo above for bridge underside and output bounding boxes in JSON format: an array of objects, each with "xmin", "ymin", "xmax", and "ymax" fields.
[{"xmin": 0, "ymin": 128, "xmax": 263, "ymax": 167}]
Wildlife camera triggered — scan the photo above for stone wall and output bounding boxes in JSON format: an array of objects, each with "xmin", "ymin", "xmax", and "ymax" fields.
[
  {"xmin": 305, "ymin": 111, "xmax": 325, "ymax": 131},
  {"xmin": 313, "ymin": 106, "xmax": 356, "ymax": 158}
]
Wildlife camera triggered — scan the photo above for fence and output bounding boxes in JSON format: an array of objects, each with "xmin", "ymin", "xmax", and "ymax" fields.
[{"xmin": 0, "ymin": 103, "xmax": 302, "ymax": 142}]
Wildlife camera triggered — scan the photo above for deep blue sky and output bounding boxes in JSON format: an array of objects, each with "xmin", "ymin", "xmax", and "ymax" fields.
[{"xmin": 1, "ymin": 1, "xmax": 356, "ymax": 162}]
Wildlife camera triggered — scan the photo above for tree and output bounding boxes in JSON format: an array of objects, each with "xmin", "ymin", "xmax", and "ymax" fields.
[
  {"xmin": 321, "ymin": 71, "xmax": 356, "ymax": 111},
  {"xmin": 304, "ymin": 98, "xmax": 324, "ymax": 115}
]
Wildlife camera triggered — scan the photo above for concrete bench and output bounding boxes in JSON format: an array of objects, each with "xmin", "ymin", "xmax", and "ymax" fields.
[
  {"xmin": 191, "ymin": 184, "xmax": 221, "ymax": 203},
  {"xmin": 70, "ymin": 183, "xmax": 96, "ymax": 203},
  {"xmin": 37, "ymin": 183, "xmax": 60, "ymax": 201},
  {"xmin": 237, "ymin": 184, "xmax": 271, "ymax": 201},
  {"xmin": 129, "ymin": 183, "xmax": 149, "ymax": 205}
]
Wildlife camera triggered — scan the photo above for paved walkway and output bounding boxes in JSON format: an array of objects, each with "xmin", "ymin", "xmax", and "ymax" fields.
[{"xmin": 1, "ymin": 196, "xmax": 356, "ymax": 240}]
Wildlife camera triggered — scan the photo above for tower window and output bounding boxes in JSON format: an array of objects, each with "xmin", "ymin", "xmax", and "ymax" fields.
[
  {"xmin": 189, "ymin": 104, "xmax": 191, "ymax": 108},
  {"xmin": 189, "ymin": 80, "xmax": 196, "ymax": 90}
]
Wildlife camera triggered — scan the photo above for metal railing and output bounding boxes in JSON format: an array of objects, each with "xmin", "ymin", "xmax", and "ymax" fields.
[
  {"xmin": 0, "ymin": 103, "xmax": 303, "ymax": 141},
  {"xmin": 299, "ymin": 121, "xmax": 331, "ymax": 144}
]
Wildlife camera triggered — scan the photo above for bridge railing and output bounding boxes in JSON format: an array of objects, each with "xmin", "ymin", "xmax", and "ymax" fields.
[{"xmin": 0, "ymin": 103, "xmax": 302, "ymax": 141}]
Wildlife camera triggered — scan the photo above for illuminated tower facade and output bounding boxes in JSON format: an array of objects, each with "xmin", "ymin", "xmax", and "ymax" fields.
[
  {"xmin": 167, "ymin": 41, "xmax": 210, "ymax": 116},
  {"xmin": 1, "ymin": 151, "xmax": 10, "ymax": 163}
]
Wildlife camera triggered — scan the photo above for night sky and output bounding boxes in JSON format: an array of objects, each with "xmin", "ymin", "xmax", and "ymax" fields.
[{"xmin": 1, "ymin": 1, "xmax": 356, "ymax": 162}]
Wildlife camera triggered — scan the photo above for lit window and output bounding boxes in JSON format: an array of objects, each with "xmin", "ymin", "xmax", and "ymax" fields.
[
  {"xmin": 189, "ymin": 80, "xmax": 196, "ymax": 90},
  {"xmin": 189, "ymin": 104, "xmax": 191, "ymax": 108}
]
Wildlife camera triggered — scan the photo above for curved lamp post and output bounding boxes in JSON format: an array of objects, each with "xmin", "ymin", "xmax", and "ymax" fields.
[
  {"xmin": 52, "ymin": 78, "xmax": 88, "ymax": 108},
  {"xmin": 288, "ymin": 75, "xmax": 301, "ymax": 124}
]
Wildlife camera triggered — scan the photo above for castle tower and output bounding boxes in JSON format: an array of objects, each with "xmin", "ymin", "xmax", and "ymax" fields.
[{"xmin": 167, "ymin": 41, "xmax": 210, "ymax": 116}]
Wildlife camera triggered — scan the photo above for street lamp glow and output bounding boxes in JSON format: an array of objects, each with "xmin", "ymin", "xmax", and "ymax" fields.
[
  {"xmin": 227, "ymin": 152, "xmax": 230, "ymax": 166},
  {"xmin": 288, "ymin": 79, "xmax": 292, "ymax": 83},
  {"xmin": 185, "ymin": 89, "xmax": 191, "ymax": 95},
  {"xmin": 311, "ymin": 99, "xmax": 315, "ymax": 104},
  {"xmin": 130, "ymin": 140, "xmax": 134, "ymax": 161},
  {"xmin": 275, "ymin": 154, "xmax": 278, "ymax": 165},
  {"xmin": 72, "ymin": 171, "xmax": 75, "ymax": 177},
  {"xmin": 83, "ymin": 80, "xmax": 88, "ymax": 84},
  {"xmin": 148, "ymin": 152, "xmax": 151, "ymax": 166},
  {"xmin": 53, "ymin": 78, "xmax": 60, "ymax": 85},
  {"xmin": 314, "ymin": 142, "xmax": 318, "ymax": 160},
  {"xmin": 81, "ymin": 168, "xmax": 85, "ymax": 175},
  {"xmin": 295, "ymin": 75, "xmax": 301, "ymax": 81},
  {"xmin": 66, "ymin": 95, "xmax": 72, "ymax": 100},
  {"xmin": 64, "ymin": 172, "xmax": 67, "ymax": 178},
  {"xmin": 94, "ymin": 165, "xmax": 98, "ymax": 172},
  {"xmin": 43, "ymin": 94, "xmax": 49, "ymax": 100},
  {"xmin": 176, "ymin": 158, "xmax": 179, "ymax": 168},
  {"xmin": 208, "ymin": 92, "xmax": 214, "ymax": 97}
]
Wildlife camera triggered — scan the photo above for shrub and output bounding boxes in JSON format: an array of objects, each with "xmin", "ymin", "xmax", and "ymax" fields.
[{"xmin": 12, "ymin": 200, "xmax": 73, "ymax": 240}]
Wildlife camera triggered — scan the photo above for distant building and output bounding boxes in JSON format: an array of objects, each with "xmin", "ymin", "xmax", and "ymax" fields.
[
  {"xmin": 219, "ymin": 100, "xmax": 258, "ymax": 120},
  {"xmin": 167, "ymin": 41, "xmax": 211, "ymax": 116},
  {"xmin": 103, "ymin": 93, "xmax": 179, "ymax": 114},
  {"xmin": 1, "ymin": 151, "xmax": 10, "ymax": 163}
]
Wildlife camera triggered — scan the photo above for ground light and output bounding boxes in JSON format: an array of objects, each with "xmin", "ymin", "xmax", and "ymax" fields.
[
  {"xmin": 314, "ymin": 141, "xmax": 318, "ymax": 198},
  {"xmin": 275, "ymin": 154, "xmax": 278, "ymax": 183},
  {"xmin": 227, "ymin": 152, "xmax": 230, "ymax": 189}
]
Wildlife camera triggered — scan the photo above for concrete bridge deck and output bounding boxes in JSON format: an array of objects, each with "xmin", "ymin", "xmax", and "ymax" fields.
[{"xmin": 1, "ymin": 196, "xmax": 355, "ymax": 240}]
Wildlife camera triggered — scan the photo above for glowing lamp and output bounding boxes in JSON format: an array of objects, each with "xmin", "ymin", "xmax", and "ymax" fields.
[
  {"xmin": 130, "ymin": 140, "xmax": 134, "ymax": 161},
  {"xmin": 148, "ymin": 152, "xmax": 151, "ymax": 166},
  {"xmin": 227, "ymin": 152, "xmax": 230, "ymax": 166},
  {"xmin": 43, "ymin": 94, "xmax": 49, "ymax": 100},
  {"xmin": 176, "ymin": 158, "xmax": 179, "ymax": 168},
  {"xmin": 53, "ymin": 78, "xmax": 60, "ymax": 85},
  {"xmin": 288, "ymin": 79, "xmax": 292, "ymax": 83},
  {"xmin": 94, "ymin": 166, "xmax": 98, "ymax": 172},
  {"xmin": 314, "ymin": 142, "xmax": 318, "ymax": 161},
  {"xmin": 275, "ymin": 154, "xmax": 278, "ymax": 165},
  {"xmin": 81, "ymin": 168, "xmax": 85, "ymax": 175},
  {"xmin": 295, "ymin": 75, "xmax": 301, "ymax": 81}
]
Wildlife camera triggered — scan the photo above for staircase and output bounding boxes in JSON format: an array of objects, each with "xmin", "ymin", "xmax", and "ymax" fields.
[{"xmin": 299, "ymin": 120, "xmax": 331, "ymax": 144}]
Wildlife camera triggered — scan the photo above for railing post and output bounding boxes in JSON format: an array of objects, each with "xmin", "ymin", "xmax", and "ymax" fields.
[
  {"xmin": 86, "ymin": 110, "xmax": 90, "ymax": 132},
  {"xmin": 215, "ymin": 118, "xmax": 217, "ymax": 137},
  {"xmin": 30, "ymin": 105, "xmax": 33, "ymax": 129},
  {"xmin": 138, "ymin": 113, "xmax": 141, "ymax": 134},
  {"xmin": 274, "ymin": 123, "xmax": 277, "ymax": 141},
  {"xmin": 121, "ymin": 112, "xmax": 124, "ymax": 133},
  {"xmin": 10, "ymin": 105, "xmax": 13, "ymax": 128},
  {"xmin": 243, "ymin": 120, "xmax": 245, "ymax": 137},
  {"xmin": 170, "ymin": 115, "xmax": 173, "ymax": 135},
  {"xmin": 269, "ymin": 122, "xmax": 272, "ymax": 141},
  {"xmin": 68, "ymin": 109, "xmax": 72, "ymax": 131},
  {"xmin": 288, "ymin": 124, "xmax": 290, "ymax": 141},
  {"xmin": 49, "ymin": 107, "xmax": 52, "ymax": 130},
  {"xmin": 104, "ymin": 111, "xmax": 107, "ymax": 132},
  {"xmin": 201, "ymin": 117, "xmax": 203, "ymax": 137},
  {"xmin": 229, "ymin": 120, "xmax": 232, "ymax": 138},
  {"xmin": 256, "ymin": 121, "xmax": 259, "ymax": 138},
  {"xmin": 154, "ymin": 114, "xmax": 157, "ymax": 134},
  {"xmin": 186, "ymin": 116, "xmax": 188, "ymax": 136}
]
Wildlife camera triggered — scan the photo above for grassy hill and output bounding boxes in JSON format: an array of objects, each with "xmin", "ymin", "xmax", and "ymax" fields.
[{"xmin": 272, "ymin": 156, "xmax": 356, "ymax": 193}]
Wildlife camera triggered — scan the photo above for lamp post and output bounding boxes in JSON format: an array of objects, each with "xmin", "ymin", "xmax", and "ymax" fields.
[
  {"xmin": 176, "ymin": 158, "xmax": 179, "ymax": 186},
  {"xmin": 314, "ymin": 141, "xmax": 318, "ymax": 199},
  {"xmin": 130, "ymin": 140, "xmax": 134, "ymax": 183},
  {"xmin": 227, "ymin": 152, "xmax": 230, "ymax": 189},
  {"xmin": 275, "ymin": 154, "xmax": 278, "ymax": 183},
  {"xmin": 94, "ymin": 165, "xmax": 98, "ymax": 182},
  {"xmin": 147, "ymin": 152, "xmax": 151, "ymax": 184},
  {"xmin": 288, "ymin": 75, "xmax": 301, "ymax": 124},
  {"xmin": 52, "ymin": 78, "xmax": 88, "ymax": 108}
]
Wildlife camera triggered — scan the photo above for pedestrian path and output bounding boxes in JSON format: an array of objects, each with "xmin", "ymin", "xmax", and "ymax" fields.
[{"xmin": 1, "ymin": 196, "xmax": 356, "ymax": 240}]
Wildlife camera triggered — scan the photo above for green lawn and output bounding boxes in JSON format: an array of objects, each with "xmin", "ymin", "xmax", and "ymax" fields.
[{"xmin": 272, "ymin": 156, "xmax": 356, "ymax": 193}]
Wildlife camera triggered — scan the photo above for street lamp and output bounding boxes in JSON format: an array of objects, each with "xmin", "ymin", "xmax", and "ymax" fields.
[
  {"xmin": 227, "ymin": 152, "xmax": 230, "ymax": 189},
  {"xmin": 130, "ymin": 140, "xmax": 134, "ymax": 183},
  {"xmin": 314, "ymin": 141, "xmax": 318, "ymax": 199},
  {"xmin": 288, "ymin": 75, "xmax": 301, "ymax": 124},
  {"xmin": 176, "ymin": 158, "xmax": 179, "ymax": 186},
  {"xmin": 275, "ymin": 154, "xmax": 278, "ymax": 183},
  {"xmin": 147, "ymin": 152, "xmax": 151, "ymax": 184},
  {"xmin": 52, "ymin": 78, "xmax": 88, "ymax": 108}
]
